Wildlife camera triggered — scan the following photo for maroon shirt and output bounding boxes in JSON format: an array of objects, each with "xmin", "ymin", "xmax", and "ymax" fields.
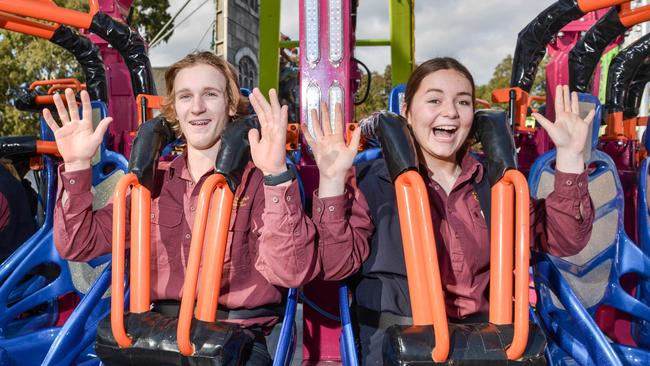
[
  {"xmin": 315, "ymin": 153, "xmax": 594, "ymax": 319},
  {"xmin": 54, "ymin": 152, "xmax": 319, "ymax": 328}
]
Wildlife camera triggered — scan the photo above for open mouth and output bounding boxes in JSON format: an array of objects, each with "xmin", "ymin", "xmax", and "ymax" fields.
[
  {"xmin": 189, "ymin": 119, "xmax": 210, "ymax": 126},
  {"xmin": 432, "ymin": 125, "xmax": 458, "ymax": 138}
]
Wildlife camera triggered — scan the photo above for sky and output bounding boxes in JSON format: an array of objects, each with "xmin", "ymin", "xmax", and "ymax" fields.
[{"xmin": 149, "ymin": 0, "xmax": 558, "ymax": 85}]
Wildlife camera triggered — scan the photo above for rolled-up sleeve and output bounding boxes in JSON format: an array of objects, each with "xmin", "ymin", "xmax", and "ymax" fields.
[
  {"xmin": 313, "ymin": 174, "xmax": 373, "ymax": 281},
  {"xmin": 532, "ymin": 170, "xmax": 594, "ymax": 257},
  {"xmin": 255, "ymin": 180, "xmax": 319, "ymax": 288},
  {"xmin": 54, "ymin": 166, "xmax": 115, "ymax": 261}
]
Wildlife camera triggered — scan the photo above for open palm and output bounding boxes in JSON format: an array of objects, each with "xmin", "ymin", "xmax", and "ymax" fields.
[
  {"xmin": 248, "ymin": 88, "xmax": 289, "ymax": 176},
  {"xmin": 43, "ymin": 89, "xmax": 112, "ymax": 171}
]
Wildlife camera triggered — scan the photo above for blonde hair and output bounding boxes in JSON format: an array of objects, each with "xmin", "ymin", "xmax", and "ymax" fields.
[
  {"xmin": 0, "ymin": 159, "xmax": 20, "ymax": 181},
  {"xmin": 160, "ymin": 51, "xmax": 249, "ymax": 138}
]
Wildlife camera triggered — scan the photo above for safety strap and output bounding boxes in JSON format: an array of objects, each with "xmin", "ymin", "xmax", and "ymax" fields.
[{"xmin": 472, "ymin": 162, "xmax": 491, "ymax": 234}]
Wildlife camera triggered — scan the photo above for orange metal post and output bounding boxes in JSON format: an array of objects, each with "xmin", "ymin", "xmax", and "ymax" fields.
[
  {"xmin": 30, "ymin": 78, "xmax": 82, "ymax": 91},
  {"xmin": 619, "ymin": 4, "xmax": 650, "ymax": 27},
  {"xmin": 129, "ymin": 185, "xmax": 151, "ymax": 313},
  {"xmin": 577, "ymin": 0, "xmax": 629, "ymax": 13},
  {"xmin": 0, "ymin": 0, "xmax": 94, "ymax": 29},
  {"xmin": 111, "ymin": 173, "xmax": 138, "ymax": 349},
  {"xmin": 489, "ymin": 182, "xmax": 514, "ymax": 324},
  {"xmin": 395, "ymin": 171, "xmax": 449, "ymax": 362},
  {"xmin": 491, "ymin": 87, "xmax": 529, "ymax": 128},
  {"xmin": 136, "ymin": 94, "xmax": 163, "ymax": 125},
  {"xmin": 606, "ymin": 111, "xmax": 625, "ymax": 137},
  {"xmin": 35, "ymin": 140, "xmax": 60, "ymax": 156},
  {"xmin": 177, "ymin": 174, "xmax": 234, "ymax": 356},
  {"xmin": 0, "ymin": 11, "xmax": 56, "ymax": 39},
  {"xmin": 487, "ymin": 170, "xmax": 530, "ymax": 360}
]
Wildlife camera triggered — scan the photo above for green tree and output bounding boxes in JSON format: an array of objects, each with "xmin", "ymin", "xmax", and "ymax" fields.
[
  {"xmin": 128, "ymin": 0, "xmax": 173, "ymax": 44},
  {"xmin": 475, "ymin": 54, "xmax": 547, "ymax": 108},
  {"xmin": 355, "ymin": 65, "xmax": 392, "ymax": 121}
]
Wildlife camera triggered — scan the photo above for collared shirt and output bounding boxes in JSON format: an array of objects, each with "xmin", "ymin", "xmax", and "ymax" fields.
[
  {"xmin": 314, "ymin": 153, "xmax": 594, "ymax": 319},
  {"xmin": 54, "ymin": 152, "xmax": 319, "ymax": 328}
]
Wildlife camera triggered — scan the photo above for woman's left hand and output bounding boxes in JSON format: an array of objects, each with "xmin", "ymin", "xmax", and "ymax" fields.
[
  {"xmin": 248, "ymin": 88, "xmax": 290, "ymax": 176},
  {"xmin": 532, "ymin": 85, "xmax": 595, "ymax": 174}
]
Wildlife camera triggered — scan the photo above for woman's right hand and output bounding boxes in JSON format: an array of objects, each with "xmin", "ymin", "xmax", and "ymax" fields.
[
  {"xmin": 303, "ymin": 102, "xmax": 361, "ymax": 198},
  {"xmin": 43, "ymin": 89, "xmax": 113, "ymax": 172}
]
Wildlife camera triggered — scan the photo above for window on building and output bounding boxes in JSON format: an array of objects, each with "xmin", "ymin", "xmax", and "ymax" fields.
[{"xmin": 238, "ymin": 56, "xmax": 257, "ymax": 90}]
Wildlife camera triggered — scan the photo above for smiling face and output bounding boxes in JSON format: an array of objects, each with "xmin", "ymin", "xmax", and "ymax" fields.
[
  {"xmin": 173, "ymin": 63, "xmax": 234, "ymax": 152},
  {"xmin": 405, "ymin": 69, "xmax": 474, "ymax": 165}
]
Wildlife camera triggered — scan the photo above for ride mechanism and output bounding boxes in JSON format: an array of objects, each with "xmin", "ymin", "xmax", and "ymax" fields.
[{"xmin": 1, "ymin": 0, "xmax": 650, "ymax": 365}]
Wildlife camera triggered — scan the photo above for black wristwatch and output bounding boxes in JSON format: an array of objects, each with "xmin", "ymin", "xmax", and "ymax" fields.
[{"xmin": 263, "ymin": 165, "xmax": 296, "ymax": 186}]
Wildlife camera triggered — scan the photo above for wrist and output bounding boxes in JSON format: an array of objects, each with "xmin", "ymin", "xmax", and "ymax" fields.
[
  {"xmin": 555, "ymin": 149, "xmax": 585, "ymax": 174},
  {"xmin": 261, "ymin": 165, "xmax": 288, "ymax": 176},
  {"xmin": 64, "ymin": 160, "xmax": 91, "ymax": 172},
  {"xmin": 318, "ymin": 175, "xmax": 345, "ymax": 198}
]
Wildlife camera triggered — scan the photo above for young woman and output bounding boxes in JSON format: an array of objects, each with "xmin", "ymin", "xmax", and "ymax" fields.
[
  {"xmin": 47, "ymin": 51, "xmax": 319, "ymax": 365},
  {"xmin": 305, "ymin": 57, "xmax": 595, "ymax": 365}
]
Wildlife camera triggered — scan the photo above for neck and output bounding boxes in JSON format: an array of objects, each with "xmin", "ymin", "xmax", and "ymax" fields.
[
  {"xmin": 186, "ymin": 141, "xmax": 221, "ymax": 182},
  {"xmin": 422, "ymin": 153, "xmax": 462, "ymax": 193}
]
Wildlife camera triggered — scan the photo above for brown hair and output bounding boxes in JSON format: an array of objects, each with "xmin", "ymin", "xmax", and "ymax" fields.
[
  {"xmin": 403, "ymin": 57, "xmax": 475, "ymax": 116},
  {"xmin": 160, "ymin": 51, "xmax": 249, "ymax": 138}
]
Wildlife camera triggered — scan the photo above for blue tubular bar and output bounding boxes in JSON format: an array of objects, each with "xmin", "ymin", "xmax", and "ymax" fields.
[
  {"xmin": 273, "ymin": 287, "xmax": 298, "ymax": 366},
  {"xmin": 339, "ymin": 283, "xmax": 358, "ymax": 366}
]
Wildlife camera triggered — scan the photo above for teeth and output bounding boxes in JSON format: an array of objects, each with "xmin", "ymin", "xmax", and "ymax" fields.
[{"xmin": 190, "ymin": 120, "xmax": 209, "ymax": 126}]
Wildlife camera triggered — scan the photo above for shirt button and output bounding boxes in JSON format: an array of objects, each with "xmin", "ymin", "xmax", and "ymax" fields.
[
  {"xmin": 272, "ymin": 196, "xmax": 279, "ymax": 203},
  {"xmin": 434, "ymin": 185, "xmax": 440, "ymax": 191},
  {"xmin": 574, "ymin": 214, "xmax": 581, "ymax": 220},
  {"xmin": 317, "ymin": 207, "xmax": 322, "ymax": 212},
  {"xmin": 185, "ymin": 233, "xmax": 191, "ymax": 239},
  {"xmin": 150, "ymin": 213, "xmax": 155, "ymax": 219},
  {"xmin": 565, "ymin": 180, "xmax": 573, "ymax": 186},
  {"xmin": 190, "ymin": 206, "xmax": 195, "ymax": 211},
  {"xmin": 578, "ymin": 182, "xmax": 583, "ymax": 188},
  {"xmin": 69, "ymin": 179, "xmax": 76, "ymax": 185},
  {"xmin": 286, "ymin": 195, "xmax": 292, "ymax": 202},
  {"xmin": 328, "ymin": 205, "xmax": 335, "ymax": 212}
]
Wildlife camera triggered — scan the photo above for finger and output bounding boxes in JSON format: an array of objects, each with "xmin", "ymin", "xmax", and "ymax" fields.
[
  {"xmin": 248, "ymin": 128, "xmax": 261, "ymax": 147},
  {"xmin": 42, "ymin": 108, "xmax": 60, "ymax": 132},
  {"xmin": 532, "ymin": 112, "xmax": 553, "ymax": 132},
  {"xmin": 65, "ymin": 88, "xmax": 80, "ymax": 122},
  {"xmin": 571, "ymin": 91, "xmax": 580, "ymax": 115},
  {"xmin": 253, "ymin": 88, "xmax": 273, "ymax": 125},
  {"xmin": 248, "ymin": 89, "xmax": 264, "ymax": 122},
  {"xmin": 583, "ymin": 108, "xmax": 596, "ymax": 125},
  {"xmin": 334, "ymin": 103, "xmax": 344, "ymax": 135},
  {"xmin": 321, "ymin": 102, "xmax": 332, "ymax": 135},
  {"xmin": 93, "ymin": 117, "xmax": 113, "ymax": 141},
  {"xmin": 269, "ymin": 88, "xmax": 282, "ymax": 121},
  {"xmin": 347, "ymin": 124, "xmax": 362, "ymax": 152},
  {"xmin": 563, "ymin": 85, "xmax": 571, "ymax": 113},
  {"xmin": 301, "ymin": 124, "xmax": 317, "ymax": 148},
  {"xmin": 52, "ymin": 93, "xmax": 70, "ymax": 124},
  {"xmin": 81, "ymin": 90, "xmax": 93, "ymax": 123},
  {"xmin": 554, "ymin": 85, "xmax": 563, "ymax": 115},
  {"xmin": 280, "ymin": 104, "xmax": 289, "ymax": 129},
  {"xmin": 310, "ymin": 108, "xmax": 324, "ymax": 139}
]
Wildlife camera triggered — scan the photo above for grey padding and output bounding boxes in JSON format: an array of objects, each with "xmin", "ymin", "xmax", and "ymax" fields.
[
  {"xmin": 553, "ymin": 259, "xmax": 612, "ymax": 310},
  {"xmin": 588, "ymin": 171, "xmax": 617, "ymax": 210},
  {"xmin": 91, "ymin": 170, "xmax": 124, "ymax": 210},
  {"xmin": 536, "ymin": 171, "xmax": 555, "ymax": 199},
  {"xmin": 563, "ymin": 210, "xmax": 618, "ymax": 267},
  {"xmin": 68, "ymin": 261, "xmax": 111, "ymax": 298}
]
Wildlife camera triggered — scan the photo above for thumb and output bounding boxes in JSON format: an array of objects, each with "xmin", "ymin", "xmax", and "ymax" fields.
[
  {"xmin": 93, "ymin": 117, "xmax": 113, "ymax": 140},
  {"xmin": 248, "ymin": 128, "xmax": 261, "ymax": 147},
  {"xmin": 348, "ymin": 125, "xmax": 362, "ymax": 152}
]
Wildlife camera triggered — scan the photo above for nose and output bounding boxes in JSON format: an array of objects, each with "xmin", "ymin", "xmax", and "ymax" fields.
[
  {"xmin": 441, "ymin": 99, "xmax": 459, "ymax": 119},
  {"xmin": 191, "ymin": 95, "xmax": 206, "ymax": 114}
]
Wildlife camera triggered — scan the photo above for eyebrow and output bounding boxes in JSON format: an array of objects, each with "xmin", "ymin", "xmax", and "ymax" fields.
[
  {"xmin": 424, "ymin": 88, "xmax": 472, "ymax": 97},
  {"xmin": 175, "ymin": 87, "xmax": 224, "ymax": 95}
]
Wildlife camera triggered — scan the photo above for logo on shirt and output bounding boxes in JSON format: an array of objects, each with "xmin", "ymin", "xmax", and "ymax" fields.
[{"xmin": 234, "ymin": 195, "xmax": 250, "ymax": 207}]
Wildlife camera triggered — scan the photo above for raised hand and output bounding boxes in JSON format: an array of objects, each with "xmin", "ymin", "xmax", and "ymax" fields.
[
  {"xmin": 532, "ymin": 85, "xmax": 595, "ymax": 174},
  {"xmin": 248, "ymin": 88, "xmax": 290, "ymax": 176},
  {"xmin": 43, "ymin": 89, "xmax": 113, "ymax": 172},
  {"xmin": 302, "ymin": 102, "xmax": 361, "ymax": 198}
]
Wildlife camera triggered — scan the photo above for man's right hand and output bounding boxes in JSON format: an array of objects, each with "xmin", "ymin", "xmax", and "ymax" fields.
[{"xmin": 43, "ymin": 89, "xmax": 113, "ymax": 172}]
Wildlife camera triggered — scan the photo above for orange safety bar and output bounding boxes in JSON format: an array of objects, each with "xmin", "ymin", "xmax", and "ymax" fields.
[
  {"xmin": 111, "ymin": 173, "xmax": 152, "ymax": 349},
  {"xmin": 48, "ymin": 83, "xmax": 85, "ymax": 94},
  {"xmin": 577, "ymin": 0, "xmax": 629, "ymax": 13},
  {"xmin": 395, "ymin": 170, "xmax": 449, "ymax": 362},
  {"xmin": 136, "ymin": 94, "xmax": 163, "ymax": 125},
  {"xmin": 488, "ymin": 170, "xmax": 530, "ymax": 360},
  {"xmin": 0, "ymin": 11, "xmax": 56, "ymax": 39},
  {"xmin": 605, "ymin": 111, "xmax": 626, "ymax": 138},
  {"xmin": 0, "ymin": 0, "xmax": 97, "ymax": 30},
  {"xmin": 35, "ymin": 140, "xmax": 60, "ymax": 156},
  {"xmin": 491, "ymin": 87, "xmax": 530, "ymax": 128},
  {"xmin": 177, "ymin": 173, "xmax": 234, "ymax": 356},
  {"xmin": 30, "ymin": 78, "xmax": 83, "ymax": 92},
  {"xmin": 619, "ymin": 2, "xmax": 650, "ymax": 27}
]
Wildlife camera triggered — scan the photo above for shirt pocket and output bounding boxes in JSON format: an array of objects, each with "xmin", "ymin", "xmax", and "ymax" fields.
[
  {"xmin": 151, "ymin": 203, "xmax": 183, "ymax": 268},
  {"xmin": 469, "ymin": 202, "xmax": 488, "ymax": 230},
  {"xmin": 224, "ymin": 207, "xmax": 252, "ymax": 271}
]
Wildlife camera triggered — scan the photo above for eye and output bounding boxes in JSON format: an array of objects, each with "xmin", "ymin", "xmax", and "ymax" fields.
[
  {"xmin": 427, "ymin": 99, "xmax": 441, "ymax": 104},
  {"xmin": 458, "ymin": 100, "xmax": 472, "ymax": 106},
  {"xmin": 205, "ymin": 91, "xmax": 220, "ymax": 97},
  {"xmin": 177, "ymin": 94, "xmax": 191, "ymax": 100}
]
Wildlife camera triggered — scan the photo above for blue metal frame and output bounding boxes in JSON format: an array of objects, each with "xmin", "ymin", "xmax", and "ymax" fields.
[
  {"xmin": 635, "ymin": 157, "xmax": 650, "ymax": 348},
  {"xmin": 389, "ymin": 84, "xmax": 405, "ymax": 115}
]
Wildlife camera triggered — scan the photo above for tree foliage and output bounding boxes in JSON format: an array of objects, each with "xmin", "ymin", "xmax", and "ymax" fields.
[
  {"xmin": 129, "ymin": 0, "xmax": 173, "ymax": 44},
  {"xmin": 355, "ymin": 65, "xmax": 392, "ymax": 121},
  {"xmin": 475, "ymin": 54, "xmax": 547, "ymax": 108},
  {"xmin": 0, "ymin": 0, "xmax": 172, "ymax": 137}
]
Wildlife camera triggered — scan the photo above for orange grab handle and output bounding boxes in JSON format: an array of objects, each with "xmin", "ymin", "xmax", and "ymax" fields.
[
  {"xmin": 474, "ymin": 98, "xmax": 492, "ymax": 109},
  {"xmin": 48, "ymin": 83, "xmax": 85, "ymax": 94},
  {"xmin": 489, "ymin": 170, "xmax": 530, "ymax": 360},
  {"xmin": 491, "ymin": 87, "xmax": 529, "ymax": 128},
  {"xmin": 111, "ymin": 173, "xmax": 138, "ymax": 349},
  {"xmin": 395, "ymin": 171, "xmax": 449, "ymax": 362},
  {"xmin": 177, "ymin": 174, "xmax": 234, "ymax": 356},
  {"xmin": 35, "ymin": 140, "xmax": 60, "ymax": 156},
  {"xmin": 619, "ymin": 4, "xmax": 650, "ymax": 27},
  {"xmin": 30, "ymin": 78, "xmax": 82, "ymax": 91},
  {"xmin": 136, "ymin": 94, "xmax": 163, "ymax": 125},
  {"xmin": 606, "ymin": 111, "xmax": 625, "ymax": 138},
  {"xmin": 0, "ymin": 0, "xmax": 94, "ymax": 29},
  {"xmin": 577, "ymin": 0, "xmax": 629, "ymax": 12},
  {"xmin": 129, "ymin": 185, "xmax": 151, "ymax": 313},
  {"xmin": 0, "ymin": 11, "xmax": 56, "ymax": 39}
]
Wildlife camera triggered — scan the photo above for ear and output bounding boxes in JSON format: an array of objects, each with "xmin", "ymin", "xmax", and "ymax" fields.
[{"xmin": 401, "ymin": 103, "xmax": 410, "ymax": 123}]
